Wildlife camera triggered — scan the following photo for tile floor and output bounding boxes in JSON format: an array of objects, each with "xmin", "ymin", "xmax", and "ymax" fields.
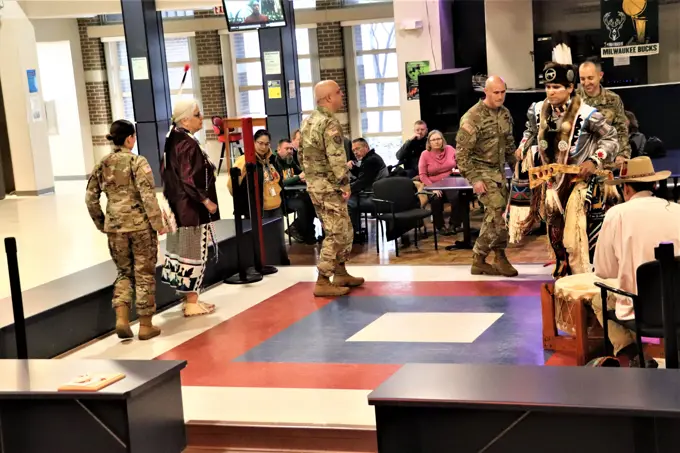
[
  {"xmin": 63, "ymin": 265, "xmax": 559, "ymax": 428},
  {"xmin": 0, "ymin": 180, "xmax": 570, "ymax": 430}
]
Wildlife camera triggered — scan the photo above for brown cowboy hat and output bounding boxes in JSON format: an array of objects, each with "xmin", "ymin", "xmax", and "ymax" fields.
[{"xmin": 605, "ymin": 156, "xmax": 671, "ymax": 185}]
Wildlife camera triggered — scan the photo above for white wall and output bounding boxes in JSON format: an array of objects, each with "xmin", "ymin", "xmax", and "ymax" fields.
[
  {"xmin": 37, "ymin": 42, "xmax": 88, "ymax": 178},
  {"xmin": 485, "ymin": 0, "xmax": 534, "ymax": 90},
  {"xmin": 0, "ymin": 1, "xmax": 54, "ymax": 194},
  {"xmin": 32, "ymin": 18, "xmax": 95, "ymax": 178},
  {"xmin": 393, "ymin": 0, "xmax": 442, "ymax": 139}
]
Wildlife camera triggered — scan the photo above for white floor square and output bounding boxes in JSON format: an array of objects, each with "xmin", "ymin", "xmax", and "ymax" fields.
[{"xmin": 346, "ymin": 312, "xmax": 503, "ymax": 343}]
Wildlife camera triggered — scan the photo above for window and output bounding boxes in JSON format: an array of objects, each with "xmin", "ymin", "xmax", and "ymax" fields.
[
  {"xmin": 102, "ymin": 10, "xmax": 194, "ymax": 24},
  {"xmin": 231, "ymin": 28, "xmax": 319, "ymax": 123},
  {"xmin": 351, "ymin": 22, "xmax": 400, "ymax": 165},
  {"xmin": 296, "ymin": 28, "xmax": 316, "ymax": 119},
  {"xmin": 105, "ymin": 36, "xmax": 198, "ymax": 125},
  {"xmin": 293, "ymin": 0, "xmax": 316, "ymax": 9}
]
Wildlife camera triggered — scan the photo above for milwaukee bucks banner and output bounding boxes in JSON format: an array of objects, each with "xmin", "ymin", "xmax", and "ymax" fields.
[{"xmin": 601, "ymin": 0, "xmax": 659, "ymax": 58}]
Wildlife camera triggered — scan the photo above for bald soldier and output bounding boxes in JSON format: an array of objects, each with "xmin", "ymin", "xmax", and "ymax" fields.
[
  {"xmin": 456, "ymin": 76, "xmax": 518, "ymax": 277},
  {"xmin": 577, "ymin": 58, "xmax": 630, "ymax": 165},
  {"xmin": 300, "ymin": 80, "xmax": 364, "ymax": 296}
]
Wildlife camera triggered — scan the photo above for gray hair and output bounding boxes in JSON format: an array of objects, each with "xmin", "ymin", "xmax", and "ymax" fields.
[{"xmin": 172, "ymin": 99, "xmax": 200, "ymax": 122}]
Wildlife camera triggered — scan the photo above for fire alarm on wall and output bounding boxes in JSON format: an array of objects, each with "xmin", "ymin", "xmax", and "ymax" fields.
[{"xmin": 400, "ymin": 20, "xmax": 423, "ymax": 31}]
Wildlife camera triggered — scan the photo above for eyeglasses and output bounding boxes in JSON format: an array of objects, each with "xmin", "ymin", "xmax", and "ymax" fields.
[{"xmin": 429, "ymin": 137, "xmax": 443, "ymax": 142}]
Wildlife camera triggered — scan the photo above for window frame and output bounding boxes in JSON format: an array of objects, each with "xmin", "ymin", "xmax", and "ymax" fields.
[
  {"xmin": 102, "ymin": 34, "xmax": 203, "ymax": 142},
  {"xmin": 349, "ymin": 21, "xmax": 400, "ymax": 139},
  {"xmin": 227, "ymin": 27, "xmax": 319, "ymax": 119}
]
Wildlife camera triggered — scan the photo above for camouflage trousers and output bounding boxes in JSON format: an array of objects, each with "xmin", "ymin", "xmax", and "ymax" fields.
[
  {"xmin": 473, "ymin": 180, "xmax": 509, "ymax": 256},
  {"xmin": 308, "ymin": 190, "xmax": 353, "ymax": 277},
  {"xmin": 107, "ymin": 229, "xmax": 158, "ymax": 316}
]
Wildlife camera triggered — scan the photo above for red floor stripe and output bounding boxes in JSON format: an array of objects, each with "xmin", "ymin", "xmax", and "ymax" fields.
[{"xmin": 179, "ymin": 361, "xmax": 402, "ymax": 390}]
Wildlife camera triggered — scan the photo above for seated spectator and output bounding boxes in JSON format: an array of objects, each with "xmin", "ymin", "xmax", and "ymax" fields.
[
  {"xmin": 348, "ymin": 138, "xmax": 388, "ymax": 242},
  {"xmin": 418, "ymin": 130, "xmax": 461, "ymax": 236},
  {"xmin": 275, "ymin": 138, "xmax": 317, "ymax": 244},
  {"xmin": 625, "ymin": 110, "xmax": 665, "ymax": 159},
  {"xmin": 396, "ymin": 120, "xmax": 428, "ymax": 178},
  {"xmin": 625, "ymin": 111, "xmax": 645, "ymax": 158},
  {"xmin": 291, "ymin": 128, "xmax": 302, "ymax": 166},
  {"xmin": 593, "ymin": 157, "xmax": 680, "ymax": 367},
  {"xmin": 227, "ymin": 129, "xmax": 282, "ymax": 219}
]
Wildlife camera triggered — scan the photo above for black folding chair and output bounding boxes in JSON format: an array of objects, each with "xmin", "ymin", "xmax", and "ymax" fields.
[
  {"xmin": 371, "ymin": 177, "xmax": 437, "ymax": 257},
  {"xmin": 595, "ymin": 254, "xmax": 680, "ymax": 368}
]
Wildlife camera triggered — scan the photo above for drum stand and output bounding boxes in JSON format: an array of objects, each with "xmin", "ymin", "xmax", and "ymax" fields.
[{"xmin": 541, "ymin": 283, "xmax": 603, "ymax": 366}]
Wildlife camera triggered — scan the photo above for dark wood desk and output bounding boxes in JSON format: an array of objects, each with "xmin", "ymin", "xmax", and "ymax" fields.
[
  {"xmin": 0, "ymin": 359, "xmax": 187, "ymax": 453},
  {"xmin": 369, "ymin": 363, "xmax": 680, "ymax": 453}
]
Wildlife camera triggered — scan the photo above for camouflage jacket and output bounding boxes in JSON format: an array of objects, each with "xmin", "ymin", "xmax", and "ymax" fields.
[
  {"xmin": 299, "ymin": 106, "xmax": 350, "ymax": 194},
  {"xmin": 576, "ymin": 86, "xmax": 630, "ymax": 159},
  {"xmin": 455, "ymin": 100, "xmax": 517, "ymax": 185},
  {"xmin": 85, "ymin": 150, "xmax": 164, "ymax": 233}
]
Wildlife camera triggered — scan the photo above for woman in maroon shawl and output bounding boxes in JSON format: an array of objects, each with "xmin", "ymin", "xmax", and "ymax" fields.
[{"xmin": 161, "ymin": 99, "xmax": 219, "ymax": 317}]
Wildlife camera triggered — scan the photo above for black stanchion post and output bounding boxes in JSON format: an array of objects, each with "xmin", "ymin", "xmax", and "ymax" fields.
[
  {"xmin": 224, "ymin": 167, "xmax": 263, "ymax": 285},
  {"xmin": 4, "ymin": 237, "xmax": 28, "ymax": 359},
  {"xmin": 655, "ymin": 242, "xmax": 678, "ymax": 369},
  {"xmin": 244, "ymin": 161, "xmax": 266, "ymax": 273},
  {"xmin": 241, "ymin": 117, "xmax": 277, "ymax": 276}
]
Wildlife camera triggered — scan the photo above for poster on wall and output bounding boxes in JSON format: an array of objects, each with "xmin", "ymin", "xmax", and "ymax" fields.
[
  {"xmin": 405, "ymin": 61, "xmax": 430, "ymax": 101},
  {"xmin": 600, "ymin": 0, "xmax": 659, "ymax": 58},
  {"xmin": 26, "ymin": 69, "xmax": 38, "ymax": 93},
  {"xmin": 267, "ymin": 80, "xmax": 282, "ymax": 99}
]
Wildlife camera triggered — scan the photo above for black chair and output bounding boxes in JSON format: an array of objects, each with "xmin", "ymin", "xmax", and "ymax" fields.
[
  {"xmin": 371, "ymin": 177, "xmax": 437, "ymax": 257},
  {"xmin": 595, "ymin": 255, "xmax": 680, "ymax": 368}
]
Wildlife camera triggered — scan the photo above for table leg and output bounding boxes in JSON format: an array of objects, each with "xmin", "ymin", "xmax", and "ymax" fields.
[{"xmin": 445, "ymin": 189, "xmax": 474, "ymax": 251}]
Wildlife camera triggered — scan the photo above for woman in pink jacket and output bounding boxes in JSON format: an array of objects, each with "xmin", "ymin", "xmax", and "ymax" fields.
[{"xmin": 418, "ymin": 130, "xmax": 462, "ymax": 235}]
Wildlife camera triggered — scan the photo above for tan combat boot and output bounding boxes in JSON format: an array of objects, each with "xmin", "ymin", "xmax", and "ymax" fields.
[
  {"xmin": 471, "ymin": 253, "xmax": 501, "ymax": 276},
  {"xmin": 138, "ymin": 315, "xmax": 161, "ymax": 340},
  {"xmin": 333, "ymin": 263, "xmax": 365, "ymax": 288},
  {"xmin": 115, "ymin": 306, "xmax": 133, "ymax": 339},
  {"xmin": 314, "ymin": 275, "xmax": 350, "ymax": 297},
  {"xmin": 493, "ymin": 249, "xmax": 519, "ymax": 277}
]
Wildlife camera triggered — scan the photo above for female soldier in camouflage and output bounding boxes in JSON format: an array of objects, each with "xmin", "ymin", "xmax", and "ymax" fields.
[{"xmin": 85, "ymin": 120, "xmax": 165, "ymax": 340}]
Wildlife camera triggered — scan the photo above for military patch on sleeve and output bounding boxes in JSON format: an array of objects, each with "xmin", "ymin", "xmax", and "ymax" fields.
[
  {"xmin": 327, "ymin": 124, "xmax": 343, "ymax": 145},
  {"xmin": 461, "ymin": 122, "xmax": 474, "ymax": 134},
  {"xmin": 143, "ymin": 164, "xmax": 152, "ymax": 174},
  {"xmin": 457, "ymin": 129, "xmax": 472, "ymax": 145}
]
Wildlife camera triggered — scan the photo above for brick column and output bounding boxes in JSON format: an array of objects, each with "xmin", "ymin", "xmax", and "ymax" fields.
[
  {"xmin": 193, "ymin": 10, "xmax": 228, "ymax": 165},
  {"xmin": 77, "ymin": 17, "xmax": 113, "ymax": 161},
  {"xmin": 316, "ymin": 0, "xmax": 351, "ymax": 136}
]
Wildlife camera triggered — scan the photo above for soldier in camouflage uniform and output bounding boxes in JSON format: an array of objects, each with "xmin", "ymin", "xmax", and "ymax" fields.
[
  {"xmin": 456, "ymin": 76, "xmax": 518, "ymax": 277},
  {"xmin": 85, "ymin": 120, "xmax": 165, "ymax": 340},
  {"xmin": 577, "ymin": 59, "xmax": 630, "ymax": 165},
  {"xmin": 300, "ymin": 80, "xmax": 364, "ymax": 297}
]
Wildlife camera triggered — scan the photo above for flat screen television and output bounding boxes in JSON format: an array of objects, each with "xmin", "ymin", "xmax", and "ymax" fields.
[{"xmin": 223, "ymin": 0, "xmax": 287, "ymax": 32}]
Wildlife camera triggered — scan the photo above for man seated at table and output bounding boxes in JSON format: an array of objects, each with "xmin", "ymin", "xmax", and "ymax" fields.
[
  {"xmin": 348, "ymin": 138, "xmax": 388, "ymax": 243},
  {"xmin": 396, "ymin": 120, "xmax": 429, "ymax": 178},
  {"xmin": 593, "ymin": 156, "xmax": 680, "ymax": 366},
  {"xmin": 275, "ymin": 138, "xmax": 317, "ymax": 244}
]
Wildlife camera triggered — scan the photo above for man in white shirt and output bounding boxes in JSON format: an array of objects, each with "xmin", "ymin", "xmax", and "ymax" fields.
[{"xmin": 593, "ymin": 156, "xmax": 680, "ymax": 362}]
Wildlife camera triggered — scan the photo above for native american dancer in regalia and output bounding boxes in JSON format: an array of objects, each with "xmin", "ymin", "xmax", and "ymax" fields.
[{"xmin": 508, "ymin": 62, "xmax": 620, "ymax": 279}]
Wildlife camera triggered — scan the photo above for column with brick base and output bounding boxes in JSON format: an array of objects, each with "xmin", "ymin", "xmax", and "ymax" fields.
[
  {"xmin": 194, "ymin": 26, "xmax": 228, "ymax": 169},
  {"xmin": 316, "ymin": 0, "xmax": 350, "ymax": 136},
  {"xmin": 316, "ymin": 21, "xmax": 350, "ymax": 136},
  {"xmin": 78, "ymin": 17, "xmax": 113, "ymax": 162}
]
